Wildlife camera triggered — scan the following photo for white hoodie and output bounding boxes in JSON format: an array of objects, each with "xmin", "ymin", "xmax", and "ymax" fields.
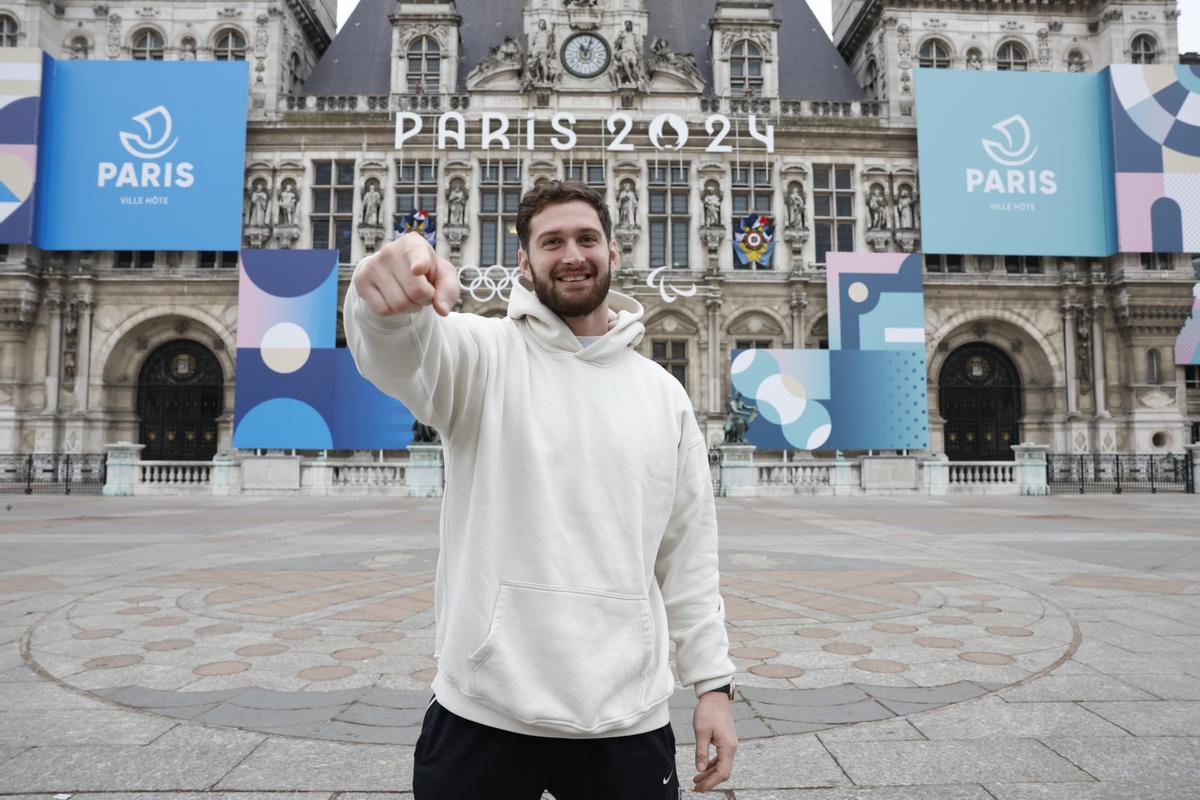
[{"xmin": 343, "ymin": 274, "xmax": 735, "ymax": 739}]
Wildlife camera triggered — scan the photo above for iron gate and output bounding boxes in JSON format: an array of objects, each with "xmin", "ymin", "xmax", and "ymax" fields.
[
  {"xmin": 0, "ymin": 454, "xmax": 107, "ymax": 495},
  {"xmin": 1046, "ymin": 454, "xmax": 1194, "ymax": 494}
]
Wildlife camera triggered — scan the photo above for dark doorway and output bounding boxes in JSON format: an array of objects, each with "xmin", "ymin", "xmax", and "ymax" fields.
[
  {"xmin": 939, "ymin": 342, "xmax": 1022, "ymax": 461},
  {"xmin": 137, "ymin": 339, "xmax": 224, "ymax": 461}
]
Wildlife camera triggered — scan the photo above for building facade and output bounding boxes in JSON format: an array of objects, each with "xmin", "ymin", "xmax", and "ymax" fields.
[{"xmin": 0, "ymin": 0, "xmax": 1195, "ymax": 463}]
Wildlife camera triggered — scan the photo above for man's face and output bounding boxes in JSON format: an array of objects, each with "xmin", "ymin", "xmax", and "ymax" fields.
[{"xmin": 518, "ymin": 199, "xmax": 617, "ymax": 318}]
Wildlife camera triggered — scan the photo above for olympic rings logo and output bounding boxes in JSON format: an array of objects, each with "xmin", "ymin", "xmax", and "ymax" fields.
[{"xmin": 457, "ymin": 265, "xmax": 522, "ymax": 303}]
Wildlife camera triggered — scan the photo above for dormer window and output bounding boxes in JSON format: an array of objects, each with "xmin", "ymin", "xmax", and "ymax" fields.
[
  {"xmin": 407, "ymin": 36, "xmax": 441, "ymax": 93},
  {"xmin": 729, "ymin": 40, "xmax": 762, "ymax": 96},
  {"xmin": 1131, "ymin": 34, "xmax": 1157, "ymax": 64},
  {"xmin": 918, "ymin": 39, "xmax": 951, "ymax": 68}
]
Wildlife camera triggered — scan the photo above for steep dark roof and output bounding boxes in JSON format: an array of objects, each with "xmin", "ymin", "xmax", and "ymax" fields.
[{"xmin": 306, "ymin": 0, "xmax": 862, "ymax": 100}]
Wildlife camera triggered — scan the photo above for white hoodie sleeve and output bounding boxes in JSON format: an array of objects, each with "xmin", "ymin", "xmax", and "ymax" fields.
[
  {"xmin": 342, "ymin": 272, "xmax": 483, "ymax": 437},
  {"xmin": 654, "ymin": 429, "xmax": 736, "ymax": 697}
]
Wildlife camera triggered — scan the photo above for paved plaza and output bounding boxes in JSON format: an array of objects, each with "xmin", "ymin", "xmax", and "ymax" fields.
[{"xmin": 0, "ymin": 492, "xmax": 1197, "ymax": 798}]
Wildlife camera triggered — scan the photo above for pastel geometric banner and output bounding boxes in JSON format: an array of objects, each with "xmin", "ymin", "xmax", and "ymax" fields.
[
  {"xmin": 0, "ymin": 49, "xmax": 43, "ymax": 244},
  {"xmin": 1110, "ymin": 65, "xmax": 1200, "ymax": 253},
  {"xmin": 731, "ymin": 252, "xmax": 928, "ymax": 451},
  {"xmin": 915, "ymin": 69, "xmax": 1117, "ymax": 257},
  {"xmin": 1176, "ymin": 282, "xmax": 1200, "ymax": 366},
  {"xmin": 233, "ymin": 249, "xmax": 415, "ymax": 450},
  {"xmin": 33, "ymin": 58, "xmax": 248, "ymax": 250}
]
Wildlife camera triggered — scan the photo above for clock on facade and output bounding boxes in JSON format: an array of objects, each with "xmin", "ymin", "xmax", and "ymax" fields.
[{"xmin": 561, "ymin": 32, "xmax": 611, "ymax": 78}]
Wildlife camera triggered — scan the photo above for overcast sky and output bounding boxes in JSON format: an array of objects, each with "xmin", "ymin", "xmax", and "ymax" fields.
[{"xmin": 336, "ymin": 0, "xmax": 1199, "ymax": 59}]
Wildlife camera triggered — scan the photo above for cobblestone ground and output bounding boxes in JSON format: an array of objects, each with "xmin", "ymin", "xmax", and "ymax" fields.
[{"xmin": 0, "ymin": 492, "xmax": 1197, "ymax": 798}]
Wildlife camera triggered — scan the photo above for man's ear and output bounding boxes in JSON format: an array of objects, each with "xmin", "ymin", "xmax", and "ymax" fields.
[{"xmin": 517, "ymin": 247, "xmax": 531, "ymax": 281}]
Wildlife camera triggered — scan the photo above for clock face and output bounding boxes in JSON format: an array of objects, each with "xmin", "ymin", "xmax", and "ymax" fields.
[{"xmin": 562, "ymin": 33, "xmax": 611, "ymax": 78}]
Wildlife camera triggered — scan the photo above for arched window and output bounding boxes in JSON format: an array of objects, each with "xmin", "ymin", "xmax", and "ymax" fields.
[
  {"xmin": 68, "ymin": 35, "xmax": 90, "ymax": 59},
  {"xmin": 1131, "ymin": 34, "xmax": 1157, "ymax": 64},
  {"xmin": 864, "ymin": 59, "xmax": 878, "ymax": 99},
  {"xmin": 918, "ymin": 38, "xmax": 951, "ymax": 68},
  {"xmin": 730, "ymin": 40, "xmax": 763, "ymax": 96},
  {"xmin": 996, "ymin": 41, "xmax": 1028, "ymax": 71},
  {"xmin": 0, "ymin": 13, "xmax": 20, "ymax": 47},
  {"xmin": 406, "ymin": 36, "xmax": 441, "ymax": 92},
  {"xmin": 131, "ymin": 28, "xmax": 164, "ymax": 60},
  {"xmin": 213, "ymin": 29, "xmax": 246, "ymax": 61},
  {"xmin": 1147, "ymin": 349, "xmax": 1161, "ymax": 384},
  {"xmin": 288, "ymin": 52, "xmax": 302, "ymax": 94}
]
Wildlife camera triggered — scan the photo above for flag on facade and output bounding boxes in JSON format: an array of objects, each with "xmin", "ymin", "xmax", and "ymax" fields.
[{"xmin": 733, "ymin": 213, "xmax": 775, "ymax": 268}]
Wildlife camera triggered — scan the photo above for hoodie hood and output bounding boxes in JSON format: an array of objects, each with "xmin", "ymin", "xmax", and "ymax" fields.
[{"xmin": 507, "ymin": 278, "xmax": 645, "ymax": 365}]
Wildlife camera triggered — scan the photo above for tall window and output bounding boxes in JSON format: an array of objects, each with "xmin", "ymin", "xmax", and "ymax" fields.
[
  {"xmin": 924, "ymin": 254, "xmax": 963, "ymax": 273},
  {"xmin": 565, "ymin": 161, "xmax": 605, "ymax": 188},
  {"xmin": 407, "ymin": 36, "xmax": 441, "ymax": 92},
  {"xmin": 996, "ymin": 41, "xmax": 1028, "ymax": 71},
  {"xmin": 652, "ymin": 340, "xmax": 687, "ymax": 388},
  {"xmin": 918, "ymin": 38, "xmax": 951, "ymax": 68},
  {"xmin": 0, "ymin": 14, "xmax": 18, "ymax": 47},
  {"xmin": 480, "ymin": 161, "xmax": 521, "ymax": 266},
  {"xmin": 729, "ymin": 40, "xmax": 763, "ymax": 96},
  {"xmin": 648, "ymin": 164, "xmax": 690, "ymax": 268},
  {"xmin": 394, "ymin": 161, "xmax": 438, "ymax": 230},
  {"xmin": 1004, "ymin": 255, "xmax": 1042, "ymax": 274},
  {"xmin": 731, "ymin": 165, "xmax": 772, "ymax": 217},
  {"xmin": 0, "ymin": 244, "xmax": 10, "ymax": 260},
  {"xmin": 131, "ymin": 29, "xmax": 164, "ymax": 60},
  {"xmin": 198, "ymin": 251, "xmax": 239, "ymax": 269},
  {"xmin": 311, "ymin": 160, "xmax": 355, "ymax": 264},
  {"xmin": 1141, "ymin": 252, "xmax": 1172, "ymax": 270},
  {"xmin": 1185, "ymin": 365, "xmax": 1200, "ymax": 390},
  {"xmin": 735, "ymin": 339, "xmax": 772, "ymax": 350},
  {"xmin": 288, "ymin": 52, "xmax": 302, "ymax": 95},
  {"xmin": 213, "ymin": 29, "xmax": 246, "ymax": 61},
  {"xmin": 812, "ymin": 165, "xmax": 854, "ymax": 266},
  {"xmin": 1146, "ymin": 349, "xmax": 1161, "ymax": 384},
  {"xmin": 115, "ymin": 251, "xmax": 156, "ymax": 269},
  {"xmin": 1131, "ymin": 34, "xmax": 1157, "ymax": 64}
]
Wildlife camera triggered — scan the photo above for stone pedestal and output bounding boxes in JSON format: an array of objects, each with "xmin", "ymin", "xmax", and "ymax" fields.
[
  {"xmin": 274, "ymin": 224, "xmax": 300, "ymax": 249},
  {"xmin": 831, "ymin": 458, "xmax": 855, "ymax": 496},
  {"xmin": 718, "ymin": 444, "xmax": 756, "ymax": 498},
  {"xmin": 922, "ymin": 454, "xmax": 950, "ymax": 496},
  {"xmin": 244, "ymin": 225, "xmax": 271, "ymax": 249},
  {"xmin": 1011, "ymin": 442, "xmax": 1050, "ymax": 496},
  {"xmin": 241, "ymin": 455, "xmax": 301, "ymax": 490},
  {"xmin": 102, "ymin": 441, "xmax": 145, "ymax": 497},
  {"xmin": 406, "ymin": 444, "xmax": 444, "ymax": 498},
  {"xmin": 860, "ymin": 456, "xmax": 918, "ymax": 491},
  {"xmin": 211, "ymin": 451, "xmax": 239, "ymax": 496}
]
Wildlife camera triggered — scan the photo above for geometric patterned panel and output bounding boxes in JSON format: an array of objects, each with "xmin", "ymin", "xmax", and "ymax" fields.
[
  {"xmin": 1176, "ymin": 282, "xmax": 1200, "ymax": 366},
  {"xmin": 731, "ymin": 253, "xmax": 928, "ymax": 451},
  {"xmin": 0, "ymin": 48, "xmax": 43, "ymax": 244}
]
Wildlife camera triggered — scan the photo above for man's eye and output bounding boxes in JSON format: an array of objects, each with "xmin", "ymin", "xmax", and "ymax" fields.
[
  {"xmin": 580, "ymin": 236, "xmax": 596, "ymax": 245},
  {"xmin": 543, "ymin": 238, "xmax": 560, "ymax": 246}
]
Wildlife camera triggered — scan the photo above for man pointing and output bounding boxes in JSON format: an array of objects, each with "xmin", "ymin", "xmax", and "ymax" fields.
[{"xmin": 344, "ymin": 181, "xmax": 737, "ymax": 799}]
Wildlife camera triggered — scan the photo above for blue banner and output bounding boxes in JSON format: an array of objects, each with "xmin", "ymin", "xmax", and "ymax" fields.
[
  {"xmin": 33, "ymin": 59, "xmax": 248, "ymax": 250},
  {"xmin": 0, "ymin": 49, "xmax": 43, "ymax": 245},
  {"xmin": 916, "ymin": 69, "xmax": 1117, "ymax": 257}
]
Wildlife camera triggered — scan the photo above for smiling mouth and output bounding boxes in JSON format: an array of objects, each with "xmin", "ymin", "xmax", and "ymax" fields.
[{"xmin": 556, "ymin": 273, "xmax": 592, "ymax": 284}]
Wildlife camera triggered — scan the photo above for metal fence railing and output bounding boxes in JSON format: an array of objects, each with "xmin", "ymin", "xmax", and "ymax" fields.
[
  {"xmin": 0, "ymin": 454, "xmax": 108, "ymax": 495},
  {"xmin": 1046, "ymin": 453, "xmax": 1194, "ymax": 495}
]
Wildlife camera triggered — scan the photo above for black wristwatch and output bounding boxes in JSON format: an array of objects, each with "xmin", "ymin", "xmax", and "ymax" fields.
[{"xmin": 704, "ymin": 679, "xmax": 735, "ymax": 698}]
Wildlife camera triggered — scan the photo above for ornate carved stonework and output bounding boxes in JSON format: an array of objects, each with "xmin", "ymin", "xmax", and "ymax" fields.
[
  {"xmin": 107, "ymin": 14, "xmax": 122, "ymax": 58},
  {"xmin": 405, "ymin": 24, "xmax": 449, "ymax": 50},
  {"xmin": 719, "ymin": 29, "xmax": 773, "ymax": 61},
  {"xmin": 1037, "ymin": 29, "xmax": 1051, "ymax": 68},
  {"xmin": 896, "ymin": 24, "xmax": 912, "ymax": 69},
  {"xmin": 1000, "ymin": 20, "xmax": 1024, "ymax": 31}
]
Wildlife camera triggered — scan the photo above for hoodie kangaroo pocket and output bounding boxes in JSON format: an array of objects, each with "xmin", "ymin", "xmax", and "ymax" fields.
[{"xmin": 466, "ymin": 580, "xmax": 654, "ymax": 733}]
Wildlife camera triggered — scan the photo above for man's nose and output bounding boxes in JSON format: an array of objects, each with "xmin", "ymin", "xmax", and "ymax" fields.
[{"xmin": 561, "ymin": 239, "xmax": 586, "ymax": 265}]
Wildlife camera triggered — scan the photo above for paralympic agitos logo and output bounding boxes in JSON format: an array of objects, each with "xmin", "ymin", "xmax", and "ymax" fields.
[
  {"xmin": 965, "ymin": 114, "xmax": 1057, "ymax": 196},
  {"xmin": 98, "ymin": 105, "xmax": 195, "ymax": 189}
]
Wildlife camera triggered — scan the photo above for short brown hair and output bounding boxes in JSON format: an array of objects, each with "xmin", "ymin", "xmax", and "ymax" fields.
[{"xmin": 515, "ymin": 180, "xmax": 613, "ymax": 252}]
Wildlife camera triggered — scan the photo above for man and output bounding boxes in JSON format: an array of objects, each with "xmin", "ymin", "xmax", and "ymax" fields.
[{"xmin": 344, "ymin": 181, "xmax": 737, "ymax": 799}]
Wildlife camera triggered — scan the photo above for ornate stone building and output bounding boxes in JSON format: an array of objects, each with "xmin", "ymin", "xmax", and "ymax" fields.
[{"xmin": 0, "ymin": 0, "xmax": 1194, "ymax": 464}]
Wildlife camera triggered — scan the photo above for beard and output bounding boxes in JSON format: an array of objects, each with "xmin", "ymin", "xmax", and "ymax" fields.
[{"xmin": 528, "ymin": 259, "xmax": 612, "ymax": 319}]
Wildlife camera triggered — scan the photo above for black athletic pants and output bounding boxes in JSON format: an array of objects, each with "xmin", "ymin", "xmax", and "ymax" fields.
[{"xmin": 413, "ymin": 698, "xmax": 681, "ymax": 800}]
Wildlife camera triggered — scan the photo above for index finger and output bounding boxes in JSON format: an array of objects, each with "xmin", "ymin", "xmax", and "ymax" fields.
[{"xmin": 398, "ymin": 232, "xmax": 437, "ymax": 277}]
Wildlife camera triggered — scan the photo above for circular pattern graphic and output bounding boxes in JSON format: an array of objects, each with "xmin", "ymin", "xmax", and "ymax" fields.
[
  {"xmin": 848, "ymin": 281, "xmax": 869, "ymax": 303},
  {"xmin": 259, "ymin": 322, "xmax": 311, "ymax": 374}
]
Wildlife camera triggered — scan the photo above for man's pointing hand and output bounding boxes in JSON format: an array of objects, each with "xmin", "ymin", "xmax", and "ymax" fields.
[{"xmin": 352, "ymin": 231, "xmax": 461, "ymax": 318}]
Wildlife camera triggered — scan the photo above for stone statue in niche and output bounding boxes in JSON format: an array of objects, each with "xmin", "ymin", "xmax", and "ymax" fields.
[
  {"xmin": 785, "ymin": 182, "xmax": 806, "ymax": 230},
  {"xmin": 277, "ymin": 181, "xmax": 297, "ymax": 225},
  {"xmin": 896, "ymin": 184, "xmax": 916, "ymax": 230},
  {"xmin": 702, "ymin": 183, "xmax": 722, "ymax": 228},
  {"xmin": 867, "ymin": 183, "xmax": 890, "ymax": 231},
  {"xmin": 447, "ymin": 180, "xmax": 467, "ymax": 227},
  {"xmin": 247, "ymin": 181, "xmax": 270, "ymax": 227},
  {"xmin": 966, "ymin": 49, "xmax": 983, "ymax": 69},
  {"xmin": 526, "ymin": 19, "xmax": 557, "ymax": 86},
  {"xmin": 361, "ymin": 181, "xmax": 383, "ymax": 226},
  {"xmin": 617, "ymin": 179, "xmax": 637, "ymax": 228},
  {"xmin": 613, "ymin": 20, "xmax": 644, "ymax": 88},
  {"xmin": 1067, "ymin": 51, "xmax": 1085, "ymax": 72},
  {"xmin": 650, "ymin": 37, "xmax": 703, "ymax": 84}
]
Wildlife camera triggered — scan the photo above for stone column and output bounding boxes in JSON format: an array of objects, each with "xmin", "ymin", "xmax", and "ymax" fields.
[
  {"xmin": 1090, "ymin": 300, "xmax": 1108, "ymax": 417},
  {"xmin": 1060, "ymin": 302, "xmax": 1079, "ymax": 417},
  {"xmin": 43, "ymin": 287, "xmax": 65, "ymax": 416},
  {"xmin": 102, "ymin": 441, "xmax": 145, "ymax": 496},
  {"xmin": 789, "ymin": 290, "xmax": 807, "ymax": 348},
  {"xmin": 1011, "ymin": 442, "xmax": 1049, "ymax": 496},
  {"xmin": 73, "ymin": 293, "xmax": 94, "ymax": 413},
  {"xmin": 706, "ymin": 297, "xmax": 721, "ymax": 417}
]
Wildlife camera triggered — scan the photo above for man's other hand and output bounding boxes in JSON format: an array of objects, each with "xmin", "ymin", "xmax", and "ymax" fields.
[
  {"xmin": 692, "ymin": 691, "xmax": 737, "ymax": 793},
  {"xmin": 352, "ymin": 231, "xmax": 461, "ymax": 318}
]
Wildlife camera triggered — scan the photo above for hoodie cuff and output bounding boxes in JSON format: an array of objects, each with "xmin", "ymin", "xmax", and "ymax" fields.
[{"xmin": 694, "ymin": 676, "xmax": 735, "ymax": 698}]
